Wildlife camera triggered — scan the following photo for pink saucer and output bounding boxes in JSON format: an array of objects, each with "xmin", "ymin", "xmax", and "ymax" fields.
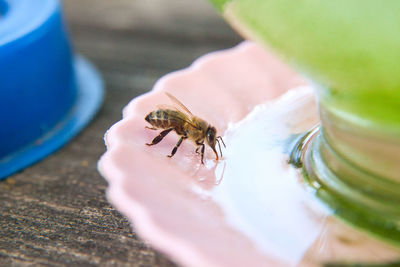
[{"xmin": 98, "ymin": 42, "xmax": 400, "ymax": 266}]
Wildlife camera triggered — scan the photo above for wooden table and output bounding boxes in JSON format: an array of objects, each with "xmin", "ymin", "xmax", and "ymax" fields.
[{"xmin": 0, "ymin": 0, "xmax": 241, "ymax": 266}]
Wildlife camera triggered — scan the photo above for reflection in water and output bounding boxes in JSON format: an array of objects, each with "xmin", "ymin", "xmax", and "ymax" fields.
[
  {"xmin": 214, "ymin": 160, "xmax": 227, "ymax": 185},
  {"xmin": 193, "ymin": 87, "xmax": 400, "ymax": 266},
  {"xmin": 190, "ymin": 157, "xmax": 227, "ymax": 188}
]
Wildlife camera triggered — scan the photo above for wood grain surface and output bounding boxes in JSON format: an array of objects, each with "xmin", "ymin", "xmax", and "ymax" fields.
[{"xmin": 0, "ymin": 0, "xmax": 241, "ymax": 266}]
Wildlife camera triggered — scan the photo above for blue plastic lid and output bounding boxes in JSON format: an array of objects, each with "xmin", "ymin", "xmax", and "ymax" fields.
[{"xmin": 0, "ymin": 0, "xmax": 104, "ymax": 180}]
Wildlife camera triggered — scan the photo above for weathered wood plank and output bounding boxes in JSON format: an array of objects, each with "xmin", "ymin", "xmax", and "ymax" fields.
[{"xmin": 63, "ymin": 0, "xmax": 235, "ymax": 37}]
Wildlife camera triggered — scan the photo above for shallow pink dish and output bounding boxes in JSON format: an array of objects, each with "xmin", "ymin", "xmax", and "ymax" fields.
[{"xmin": 98, "ymin": 42, "xmax": 400, "ymax": 266}]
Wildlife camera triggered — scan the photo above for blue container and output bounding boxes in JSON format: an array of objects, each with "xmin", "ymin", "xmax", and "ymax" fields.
[{"xmin": 0, "ymin": 0, "xmax": 104, "ymax": 179}]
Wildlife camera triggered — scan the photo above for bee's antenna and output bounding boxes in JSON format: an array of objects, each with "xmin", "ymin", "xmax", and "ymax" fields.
[
  {"xmin": 217, "ymin": 136, "xmax": 226, "ymax": 148},
  {"xmin": 216, "ymin": 139, "xmax": 223, "ymax": 157}
]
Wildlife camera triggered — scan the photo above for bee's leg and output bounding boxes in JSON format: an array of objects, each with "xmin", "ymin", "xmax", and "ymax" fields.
[
  {"xmin": 146, "ymin": 128, "xmax": 174, "ymax": 146},
  {"xmin": 167, "ymin": 135, "xmax": 187, "ymax": 158},
  {"xmin": 200, "ymin": 144, "xmax": 205, "ymax": 164},
  {"xmin": 145, "ymin": 126, "xmax": 157, "ymax": 130},
  {"xmin": 195, "ymin": 141, "xmax": 203, "ymax": 155}
]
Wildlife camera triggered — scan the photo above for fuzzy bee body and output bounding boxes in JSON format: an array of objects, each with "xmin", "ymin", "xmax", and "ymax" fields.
[
  {"xmin": 146, "ymin": 109, "xmax": 209, "ymax": 142},
  {"xmin": 145, "ymin": 93, "xmax": 225, "ymax": 164},
  {"xmin": 145, "ymin": 109, "xmax": 186, "ymax": 134}
]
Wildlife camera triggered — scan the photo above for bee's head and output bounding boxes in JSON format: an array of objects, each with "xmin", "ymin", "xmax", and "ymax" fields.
[
  {"xmin": 206, "ymin": 126, "xmax": 217, "ymax": 150},
  {"xmin": 206, "ymin": 126, "xmax": 225, "ymax": 161}
]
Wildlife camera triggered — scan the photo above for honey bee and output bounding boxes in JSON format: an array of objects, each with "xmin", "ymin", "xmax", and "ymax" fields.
[{"xmin": 145, "ymin": 92, "xmax": 225, "ymax": 164}]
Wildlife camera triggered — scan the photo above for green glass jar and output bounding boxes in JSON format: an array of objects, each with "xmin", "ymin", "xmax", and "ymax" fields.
[{"xmin": 210, "ymin": 0, "xmax": 400, "ymax": 246}]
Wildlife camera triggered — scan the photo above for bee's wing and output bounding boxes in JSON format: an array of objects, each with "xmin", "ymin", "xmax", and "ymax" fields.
[
  {"xmin": 156, "ymin": 104, "xmax": 178, "ymax": 111},
  {"xmin": 165, "ymin": 92, "xmax": 194, "ymax": 117}
]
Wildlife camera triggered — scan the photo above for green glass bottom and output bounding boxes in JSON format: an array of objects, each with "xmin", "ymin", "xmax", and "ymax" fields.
[{"xmin": 301, "ymin": 130, "xmax": 400, "ymax": 247}]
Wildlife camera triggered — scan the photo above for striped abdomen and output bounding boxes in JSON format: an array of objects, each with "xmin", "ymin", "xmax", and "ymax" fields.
[{"xmin": 145, "ymin": 109, "xmax": 185, "ymax": 131}]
